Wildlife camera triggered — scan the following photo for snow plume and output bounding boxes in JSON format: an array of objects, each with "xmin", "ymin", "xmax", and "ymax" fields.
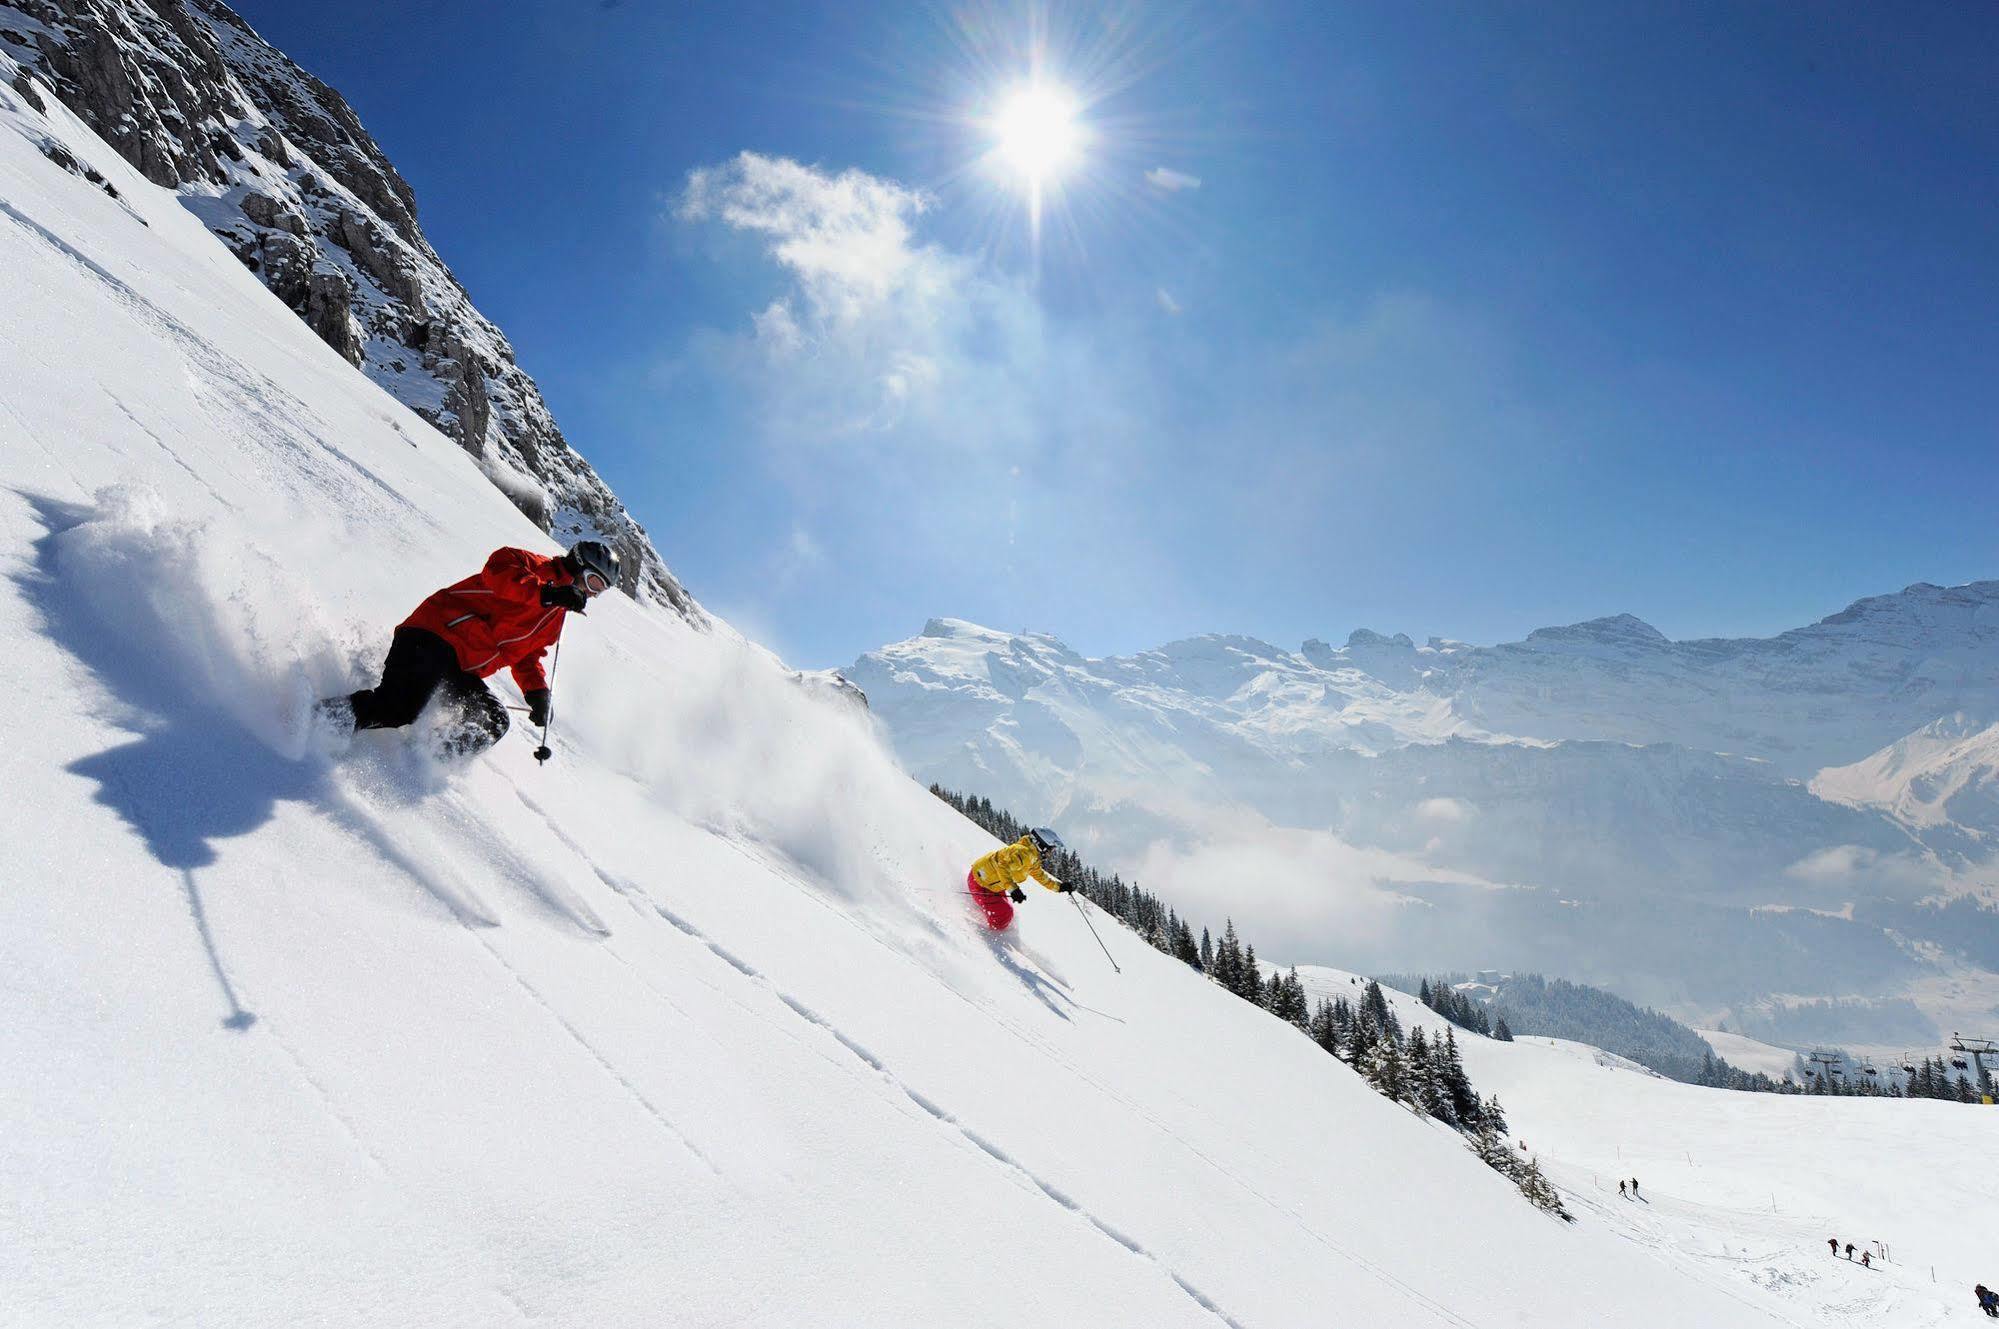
[
  {"xmin": 39, "ymin": 484, "xmax": 356, "ymax": 755},
  {"xmin": 557, "ymin": 613, "xmax": 959, "ymax": 906}
]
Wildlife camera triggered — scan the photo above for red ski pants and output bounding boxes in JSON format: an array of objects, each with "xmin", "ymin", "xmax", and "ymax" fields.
[{"xmin": 968, "ymin": 871, "xmax": 1015, "ymax": 932}]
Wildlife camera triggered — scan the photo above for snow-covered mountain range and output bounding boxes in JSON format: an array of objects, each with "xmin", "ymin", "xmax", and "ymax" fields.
[{"xmin": 848, "ymin": 596, "xmax": 1999, "ymax": 1033}]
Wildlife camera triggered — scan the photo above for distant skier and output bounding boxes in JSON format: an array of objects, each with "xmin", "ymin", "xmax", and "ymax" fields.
[
  {"xmin": 1976, "ymin": 1283, "xmax": 1998, "ymax": 1317},
  {"xmin": 318, "ymin": 541, "xmax": 619, "ymax": 759},
  {"xmin": 1630, "ymin": 1177, "xmax": 1640, "ymax": 1199},
  {"xmin": 1828, "ymin": 1237, "xmax": 1838, "ymax": 1256},
  {"xmin": 966, "ymin": 827, "xmax": 1073, "ymax": 931},
  {"xmin": 1860, "ymin": 1250, "xmax": 1871, "ymax": 1269},
  {"xmin": 1844, "ymin": 1242, "xmax": 1855, "ymax": 1261},
  {"xmin": 1618, "ymin": 1180, "xmax": 1626, "ymax": 1198}
]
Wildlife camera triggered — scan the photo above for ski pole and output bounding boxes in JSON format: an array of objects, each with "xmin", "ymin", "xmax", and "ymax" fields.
[
  {"xmin": 1070, "ymin": 892, "xmax": 1119, "ymax": 973},
  {"xmin": 534, "ymin": 640, "xmax": 561, "ymax": 765}
]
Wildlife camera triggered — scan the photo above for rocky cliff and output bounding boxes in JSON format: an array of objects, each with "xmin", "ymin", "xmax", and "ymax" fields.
[{"xmin": 0, "ymin": 0, "xmax": 697, "ymax": 616}]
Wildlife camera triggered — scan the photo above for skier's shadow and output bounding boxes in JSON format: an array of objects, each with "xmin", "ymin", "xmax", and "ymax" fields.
[
  {"xmin": 982, "ymin": 935, "xmax": 1082, "ymax": 1021},
  {"xmin": 17, "ymin": 491, "xmax": 321, "ymax": 1031}
]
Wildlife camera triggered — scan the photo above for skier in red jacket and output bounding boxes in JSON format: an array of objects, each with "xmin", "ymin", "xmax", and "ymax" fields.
[{"xmin": 320, "ymin": 541, "xmax": 620, "ymax": 759}]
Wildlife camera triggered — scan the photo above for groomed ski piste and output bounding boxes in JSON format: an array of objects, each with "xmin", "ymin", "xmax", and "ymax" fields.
[
  {"xmin": 1292, "ymin": 967, "xmax": 1999, "ymax": 1327},
  {"xmin": 0, "ymin": 62, "xmax": 1967, "ymax": 1329}
]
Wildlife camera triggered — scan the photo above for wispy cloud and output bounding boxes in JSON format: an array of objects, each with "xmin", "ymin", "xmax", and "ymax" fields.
[
  {"xmin": 1144, "ymin": 166, "xmax": 1202, "ymax": 192},
  {"xmin": 677, "ymin": 151, "xmax": 1044, "ymax": 446},
  {"xmin": 1156, "ymin": 287, "xmax": 1182, "ymax": 316},
  {"xmin": 679, "ymin": 152, "xmax": 933, "ymax": 331}
]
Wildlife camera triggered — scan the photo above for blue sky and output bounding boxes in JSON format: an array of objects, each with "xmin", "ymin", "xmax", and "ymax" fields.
[{"xmin": 237, "ymin": 1, "xmax": 1998, "ymax": 668}]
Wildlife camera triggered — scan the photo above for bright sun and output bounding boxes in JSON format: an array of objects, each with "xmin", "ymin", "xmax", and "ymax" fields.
[{"xmin": 992, "ymin": 82, "xmax": 1084, "ymax": 186}]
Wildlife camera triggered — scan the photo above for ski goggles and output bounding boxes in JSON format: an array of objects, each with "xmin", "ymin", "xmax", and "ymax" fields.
[{"xmin": 580, "ymin": 568, "xmax": 613, "ymax": 596}]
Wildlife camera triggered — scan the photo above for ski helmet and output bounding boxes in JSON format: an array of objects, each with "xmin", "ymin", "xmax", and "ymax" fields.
[
  {"xmin": 567, "ymin": 539, "xmax": 621, "ymax": 595},
  {"xmin": 1027, "ymin": 826, "xmax": 1064, "ymax": 858}
]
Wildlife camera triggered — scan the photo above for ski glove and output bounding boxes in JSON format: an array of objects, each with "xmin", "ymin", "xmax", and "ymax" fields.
[
  {"xmin": 1008, "ymin": 887, "xmax": 1027, "ymax": 904},
  {"xmin": 1056, "ymin": 881, "xmax": 1077, "ymax": 893},
  {"xmin": 525, "ymin": 689, "xmax": 552, "ymax": 728},
  {"xmin": 540, "ymin": 582, "xmax": 589, "ymax": 613}
]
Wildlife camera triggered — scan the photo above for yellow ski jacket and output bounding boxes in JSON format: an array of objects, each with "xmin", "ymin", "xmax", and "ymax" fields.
[{"xmin": 970, "ymin": 837, "xmax": 1062, "ymax": 894}]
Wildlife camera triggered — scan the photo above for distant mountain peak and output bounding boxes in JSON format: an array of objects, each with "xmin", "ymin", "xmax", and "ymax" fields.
[
  {"xmin": 1811, "ymin": 579, "xmax": 1999, "ymax": 631},
  {"xmin": 1524, "ymin": 613, "xmax": 1668, "ymax": 648},
  {"xmin": 1346, "ymin": 628, "xmax": 1415, "ymax": 650}
]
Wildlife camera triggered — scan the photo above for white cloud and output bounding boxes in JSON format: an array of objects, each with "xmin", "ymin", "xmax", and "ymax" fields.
[
  {"xmin": 1415, "ymin": 796, "xmax": 1473, "ymax": 823},
  {"xmin": 679, "ymin": 153, "xmax": 931, "ymax": 326},
  {"xmin": 1785, "ymin": 845, "xmax": 1877, "ymax": 882},
  {"xmin": 1155, "ymin": 287, "xmax": 1182, "ymax": 316},
  {"xmin": 677, "ymin": 151, "xmax": 1046, "ymax": 447},
  {"xmin": 1144, "ymin": 166, "xmax": 1202, "ymax": 192},
  {"xmin": 1782, "ymin": 844, "xmax": 1940, "ymax": 893}
]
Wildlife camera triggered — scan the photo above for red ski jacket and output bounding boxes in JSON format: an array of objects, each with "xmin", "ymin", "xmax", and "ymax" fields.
[{"xmin": 400, "ymin": 547, "xmax": 575, "ymax": 693}]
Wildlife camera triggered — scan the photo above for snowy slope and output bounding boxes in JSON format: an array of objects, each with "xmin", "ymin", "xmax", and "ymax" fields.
[
  {"xmin": 1697, "ymin": 1030, "xmax": 1804, "ymax": 1082},
  {"xmin": 1293, "ymin": 969, "xmax": 1999, "ymax": 1328},
  {"xmin": 0, "ymin": 62, "xmax": 1815, "ymax": 1328}
]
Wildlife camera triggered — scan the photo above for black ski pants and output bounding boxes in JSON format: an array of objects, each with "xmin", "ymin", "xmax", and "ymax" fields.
[{"xmin": 348, "ymin": 627, "xmax": 509, "ymax": 757}]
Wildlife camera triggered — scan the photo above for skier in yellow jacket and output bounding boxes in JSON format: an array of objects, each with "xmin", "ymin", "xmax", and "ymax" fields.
[{"xmin": 967, "ymin": 827, "xmax": 1074, "ymax": 931}]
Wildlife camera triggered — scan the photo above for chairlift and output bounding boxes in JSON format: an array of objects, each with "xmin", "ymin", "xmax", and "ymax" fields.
[
  {"xmin": 1861, "ymin": 1063, "xmax": 1878, "ymax": 1078},
  {"xmin": 1900, "ymin": 1053, "xmax": 1916, "ymax": 1074},
  {"xmin": 1951, "ymin": 1055, "xmax": 1969, "ymax": 1071}
]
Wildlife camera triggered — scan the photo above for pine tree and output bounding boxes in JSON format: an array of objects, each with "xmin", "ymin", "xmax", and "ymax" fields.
[
  {"xmin": 1366, "ymin": 1035, "xmax": 1407, "ymax": 1104},
  {"xmin": 1212, "ymin": 921, "xmax": 1242, "ymax": 995},
  {"xmin": 1440, "ymin": 1028, "xmax": 1479, "ymax": 1127},
  {"xmin": 1199, "ymin": 926, "xmax": 1213, "ymax": 972},
  {"xmin": 1309, "ymin": 997, "xmax": 1340, "ymax": 1055},
  {"xmin": 1492, "ymin": 1014, "xmax": 1514, "ymax": 1042},
  {"xmin": 1345, "ymin": 1014, "xmax": 1375, "ymax": 1068},
  {"xmin": 1407, "ymin": 1027, "xmax": 1447, "ymax": 1122},
  {"xmin": 1471, "ymin": 1115, "xmax": 1517, "ymax": 1179},
  {"xmin": 1514, "ymin": 1155, "xmax": 1573, "ymax": 1221},
  {"xmin": 1272, "ymin": 969, "xmax": 1309, "ymax": 1029},
  {"xmin": 1241, "ymin": 943, "xmax": 1266, "ymax": 1006}
]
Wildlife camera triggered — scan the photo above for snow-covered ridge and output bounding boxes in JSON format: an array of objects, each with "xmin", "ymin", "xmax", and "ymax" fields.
[
  {"xmin": 1814, "ymin": 714, "xmax": 1999, "ymax": 835},
  {"xmin": 849, "ymin": 589, "xmax": 1999, "ymax": 1028},
  {"xmin": 0, "ymin": 0, "xmax": 694, "ymax": 614}
]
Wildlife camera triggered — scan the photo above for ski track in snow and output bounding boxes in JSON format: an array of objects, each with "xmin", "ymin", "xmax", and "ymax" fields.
[
  {"xmin": 318, "ymin": 766, "xmax": 722, "ymax": 1179},
  {"xmin": 600, "ymin": 855, "xmax": 1254, "ymax": 1329},
  {"xmin": 501, "ymin": 787, "xmax": 1261, "ymax": 1328},
  {"xmin": 701, "ymin": 833, "xmax": 1489, "ymax": 1329},
  {"xmin": 463, "ymin": 924, "xmax": 725, "ymax": 1182},
  {"xmin": 0, "ymin": 191, "xmax": 430, "ymax": 532}
]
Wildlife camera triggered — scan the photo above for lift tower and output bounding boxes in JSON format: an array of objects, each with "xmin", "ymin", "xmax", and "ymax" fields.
[{"xmin": 1949, "ymin": 1034, "xmax": 1997, "ymax": 1099}]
